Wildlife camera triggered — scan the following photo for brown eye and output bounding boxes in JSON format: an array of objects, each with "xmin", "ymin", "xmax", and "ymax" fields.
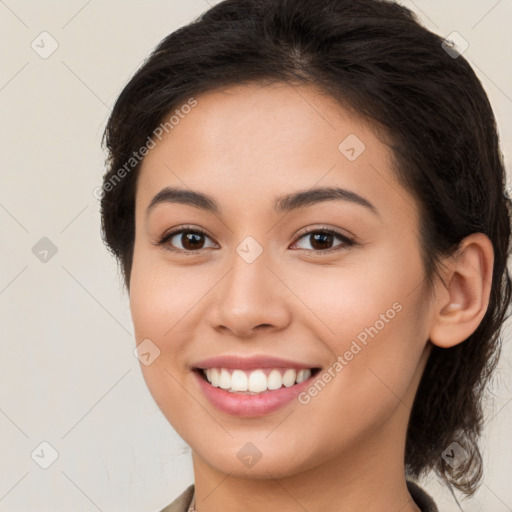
[
  {"xmin": 177, "ymin": 232, "xmax": 206, "ymax": 250},
  {"xmin": 309, "ymin": 232, "xmax": 334, "ymax": 250},
  {"xmin": 158, "ymin": 227, "xmax": 217, "ymax": 253},
  {"xmin": 292, "ymin": 228, "xmax": 354, "ymax": 253}
]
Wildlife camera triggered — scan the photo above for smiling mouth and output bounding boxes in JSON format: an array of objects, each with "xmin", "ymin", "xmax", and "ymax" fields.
[{"xmin": 193, "ymin": 367, "xmax": 321, "ymax": 394}]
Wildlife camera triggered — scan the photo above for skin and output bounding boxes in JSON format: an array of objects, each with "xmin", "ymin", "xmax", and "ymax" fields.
[{"xmin": 128, "ymin": 82, "xmax": 494, "ymax": 512}]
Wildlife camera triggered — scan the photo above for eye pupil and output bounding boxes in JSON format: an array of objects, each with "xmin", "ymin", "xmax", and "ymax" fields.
[
  {"xmin": 311, "ymin": 233, "xmax": 333, "ymax": 250},
  {"xmin": 182, "ymin": 232, "xmax": 204, "ymax": 250}
]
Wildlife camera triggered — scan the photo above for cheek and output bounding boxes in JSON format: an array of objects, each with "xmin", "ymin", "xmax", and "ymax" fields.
[
  {"xmin": 129, "ymin": 254, "xmax": 196, "ymax": 430},
  {"xmin": 284, "ymin": 263, "xmax": 406, "ymax": 345},
  {"xmin": 296, "ymin": 304, "xmax": 427, "ymax": 462},
  {"xmin": 292, "ymin": 229, "xmax": 423, "ymax": 335},
  {"xmin": 129, "ymin": 249, "xmax": 198, "ymax": 339},
  {"xmin": 293, "ymin": 244, "xmax": 427, "ymax": 412}
]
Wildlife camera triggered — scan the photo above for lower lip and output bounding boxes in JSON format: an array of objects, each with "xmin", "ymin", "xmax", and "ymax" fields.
[{"xmin": 192, "ymin": 369, "xmax": 318, "ymax": 417}]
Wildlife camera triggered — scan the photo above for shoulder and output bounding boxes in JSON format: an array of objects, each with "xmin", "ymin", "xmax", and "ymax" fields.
[
  {"xmin": 158, "ymin": 484, "xmax": 195, "ymax": 512},
  {"xmin": 406, "ymin": 479, "xmax": 439, "ymax": 512}
]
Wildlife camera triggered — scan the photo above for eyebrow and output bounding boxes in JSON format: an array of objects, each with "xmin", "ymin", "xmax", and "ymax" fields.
[{"xmin": 146, "ymin": 185, "xmax": 379, "ymax": 216}]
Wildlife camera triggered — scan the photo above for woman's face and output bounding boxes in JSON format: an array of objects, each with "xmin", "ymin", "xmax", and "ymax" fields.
[{"xmin": 129, "ymin": 82, "xmax": 435, "ymax": 479}]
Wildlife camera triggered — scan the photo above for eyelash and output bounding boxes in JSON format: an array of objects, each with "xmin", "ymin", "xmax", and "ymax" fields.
[{"xmin": 156, "ymin": 225, "xmax": 356, "ymax": 255}]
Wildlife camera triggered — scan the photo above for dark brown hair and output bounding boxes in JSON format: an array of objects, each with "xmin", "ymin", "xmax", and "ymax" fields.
[{"xmin": 100, "ymin": 0, "xmax": 512, "ymax": 499}]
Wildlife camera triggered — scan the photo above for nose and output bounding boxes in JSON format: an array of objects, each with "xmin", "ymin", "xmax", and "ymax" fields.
[{"xmin": 207, "ymin": 247, "xmax": 292, "ymax": 339}]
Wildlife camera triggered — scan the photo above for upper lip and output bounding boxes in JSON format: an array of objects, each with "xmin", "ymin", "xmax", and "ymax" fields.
[{"xmin": 192, "ymin": 355, "xmax": 320, "ymax": 371}]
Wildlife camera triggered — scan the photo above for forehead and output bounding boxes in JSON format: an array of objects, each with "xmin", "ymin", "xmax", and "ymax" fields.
[
  {"xmin": 147, "ymin": 82, "xmax": 380, "ymax": 157},
  {"xmin": 135, "ymin": 81, "xmax": 413, "ymax": 223}
]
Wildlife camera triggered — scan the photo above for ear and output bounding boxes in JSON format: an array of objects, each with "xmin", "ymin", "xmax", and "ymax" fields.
[{"xmin": 429, "ymin": 233, "xmax": 494, "ymax": 348}]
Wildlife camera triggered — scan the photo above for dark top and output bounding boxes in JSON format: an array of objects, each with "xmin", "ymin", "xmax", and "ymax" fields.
[{"xmin": 159, "ymin": 479, "xmax": 439, "ymax": 511}]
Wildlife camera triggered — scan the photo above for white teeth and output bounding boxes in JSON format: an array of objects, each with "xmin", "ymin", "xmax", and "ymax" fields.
[
  {"xmin": 248, "ymin": 370, "xmax": 267, "ymax": 393},
  {"xmin": 267, "ymin": 369, "xmax": 283, "ymax": 390},
  {"xmin": 296, "ymin": 369, "xmax": 310, "ymax": 384},
  {"xmin": 218, "ymin": 368, "xmax": 231, "ymax": 390},
  {"xmin": 282, "ymin": 368, "xmax": 296, "ymax": 387},
  {"xmin": 209, "ymin": 368, "xmax": 218, "ymax": 384},
  {"xmin": 231, "ymin": 370, "xmax": 248, "ymax": 391},
  {"xmin": 202, "ymin": 367, "xmax": 313, "ymax": 393}
]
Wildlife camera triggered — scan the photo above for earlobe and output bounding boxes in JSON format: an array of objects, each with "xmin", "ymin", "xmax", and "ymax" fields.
[{"xmin": 429, "ymin": 233, "xmax": 494, "ymax": 349}]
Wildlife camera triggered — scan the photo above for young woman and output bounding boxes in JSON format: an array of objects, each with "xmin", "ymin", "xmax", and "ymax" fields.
[{"xmin": 98, "ymin": 1, "xmax": 511, "ymax": 510}]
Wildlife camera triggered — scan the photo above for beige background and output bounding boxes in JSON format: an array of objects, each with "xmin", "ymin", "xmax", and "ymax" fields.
[{"xmin": 0, "ymin": 1, "xmax": 510, "ymax": 510}]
